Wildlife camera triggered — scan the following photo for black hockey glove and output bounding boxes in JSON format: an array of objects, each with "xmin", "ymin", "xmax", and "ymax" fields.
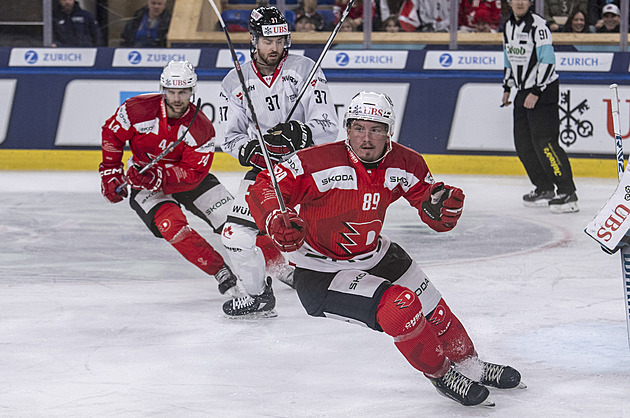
[
  {"xmin": 263, "ymin": 121, "xmax": 313, "ymax": 157},
  {"xmin": 238, "ymin": 141, "xmax": 280, "ymax": 170},
  {"xmin": 420, "ymin": 182, "xmax": 465, "ymax": 232}
]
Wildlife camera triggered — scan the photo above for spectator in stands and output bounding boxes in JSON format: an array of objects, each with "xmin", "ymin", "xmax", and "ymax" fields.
[
  {"xmin": 52, "ymin": 0, "xmax": 103, "ymax": 47},
  {"xmin": 333, "ymin": 0, "xmax": 380, "ymax": 31},
  {"xmin": 295, "ymin": 15, "xmax": 317, "ymax": 31},
  {"xmin": 588, "ymin": 0, "xmax": 618, "ymax": 31},
  {"xmin": 472, "ymin": 7, "xmax": 496, "ymax": 32},
  {"xmin": 339, "ymin": 17, "xmax": 358, "ymax": 31},
  {"xmin": 418, "ymin": 0, "xmax": 451, "ymax": 32},
  {"xmin": 458, "ymin": 0, "xmax": 501, "ymax": 32},
  {"xmin": 562, "ymin": 8, "xmax": 593, "ymax": 32},
  {"xmin": 382, "ymin": 15, "xmax": 403, "ymax": 31},
  {"xmin": 544, "ymin": 0, "xmax": 588, "ymax": 31},
  {"xmin": 379, "ymin": 0, "xmax": 404, "ymax": 22},
  {"xmin": 294, "ymin": 0, "xmax": 331, "ymax": 31},
  {"xmin": 596, "ymin": 3, "xmax": 620, "ymax": 32},
  {"xmin": 120, "ymin": 0, "xmax": 172, "ymax": 47}
]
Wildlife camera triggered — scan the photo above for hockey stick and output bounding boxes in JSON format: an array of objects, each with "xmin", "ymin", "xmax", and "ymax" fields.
[
  {"xmin": 284, "ymin": 0, "xmax": 356, "ymax": 122},
  {"xmin": 208, "ymin": 0, "xmax": 291, "ymax": 226},
  {"xmin": 116, "ymin": 97, "xmax": 202, "ymax": 194},
  {"xmin": 609, "ymin": 83, "xmax": 630, "ymax": 349}
]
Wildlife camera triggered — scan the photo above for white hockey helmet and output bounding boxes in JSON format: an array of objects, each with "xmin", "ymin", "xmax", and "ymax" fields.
[
  {"xmin": 160, "ymin": 60, "xmax": 197, "ymax": 95},
  {"xmin": 343, "ymin": 91, "xmax": 395, "ymax": 136}
]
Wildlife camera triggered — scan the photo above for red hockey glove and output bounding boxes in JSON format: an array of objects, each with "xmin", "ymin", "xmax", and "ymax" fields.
[
  {"xmin": 126, "ymin": 163, "xmax": 164, "ymax": 192},
  {"xmin": 263, "ymin": 121, "xmax": 313, "ymax": 156},
  {"xmin": 238, "ymin": 141, "xmax": 280, "ymax": 170},
  {"xmin": 420, "ymin": 182, "xmax": 465, "ymax": 232},
  {"xmin": 265, "ymin": 208, "xmax": 307, "ymax": 252},
  {"xmin": 99, "ymin": 162, "xmax": 128, "ymax": 203}
]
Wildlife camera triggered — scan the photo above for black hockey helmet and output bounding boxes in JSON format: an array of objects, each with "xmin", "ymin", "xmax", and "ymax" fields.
[{"xmin": 248, "ymin": 6, "xmax": 291, "ymax": 58}]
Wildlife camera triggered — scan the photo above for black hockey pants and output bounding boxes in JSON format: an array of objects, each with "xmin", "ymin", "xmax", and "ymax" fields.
[{"xmin": 513, "ymin": 80, "xmax": 576, "ymax": 195}]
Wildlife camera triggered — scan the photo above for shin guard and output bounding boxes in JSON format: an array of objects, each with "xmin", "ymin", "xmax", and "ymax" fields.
[
  {"xmin": 155, "ymin": 204, "xmax": 225, "ymax": 276},
  {"xmin": 377, "ymin": 285, "xmax": 449, "ymax": 377},
  {"xmin": 426, "ymin": 298, "xmax": 476, "ymax": 363}
]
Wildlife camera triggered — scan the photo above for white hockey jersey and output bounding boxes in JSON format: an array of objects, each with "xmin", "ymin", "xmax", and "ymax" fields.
[{"xmin": 219, "ymin": 53, "xmax": 339, "ymax": 160}]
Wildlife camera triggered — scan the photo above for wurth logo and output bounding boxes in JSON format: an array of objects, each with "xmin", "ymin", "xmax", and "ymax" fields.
[{"xmin": 394, "ymin": 290, "xmax": 414, "ymax": 309}]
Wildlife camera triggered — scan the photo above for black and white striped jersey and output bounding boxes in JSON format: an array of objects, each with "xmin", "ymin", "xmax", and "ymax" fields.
[{"xmin": 502, "ymin": 11, "xmax": 559, "ymax": 96}]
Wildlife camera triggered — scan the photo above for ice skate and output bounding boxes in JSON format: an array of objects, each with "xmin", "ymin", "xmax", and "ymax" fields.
[
  {"xmin": 428, "ymin": 363, "xmax": 494, "ymax": 407},
  {"xmin": 222, "ymin": 277, "xmax": 277, "ymax": 318},
  {"xmin": 549, "ymin": 192, "xmax": 579, "ymax": 213},
  {"xmin": 479, "ymin": 361, "xmax": 526, "ymax": 389},
  {"xmin": 214, "ymin": 264, "xmax": 246, "ymax": 298},
  {"xmin": 522, "ymin": 190, "xmax": 554, "ymax": 207}
]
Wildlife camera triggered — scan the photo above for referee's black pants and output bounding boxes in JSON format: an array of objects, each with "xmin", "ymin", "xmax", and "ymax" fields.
[{"xmin": 513, "ymin": 80, "xmax": 576, "ymax": 196}]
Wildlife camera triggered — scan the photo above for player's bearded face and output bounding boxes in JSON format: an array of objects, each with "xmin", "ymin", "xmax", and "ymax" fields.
[
  {"xmin": 256, "ymin": 36, "xmax": 286, "ymax": 66},
  {"xmin": 163, "ymin": 88, "xmax": 192, "ymax": 118},
  {"xmin": 347, "ymin": 121, "xmax": 389, "ymax": 162}
]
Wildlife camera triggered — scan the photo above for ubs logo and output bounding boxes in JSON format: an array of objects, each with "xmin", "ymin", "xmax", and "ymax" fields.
[
  {"xmin": 127, "ymin": 51, "xmax": 142, "ymax": 65},
  {"xmin": 335, "ymin": 52, "xmax": 349, "ymax": 66},
  {"xmin": 24, "ymin": 50, "xmax": 38, "ymax": 64},
  {"xmin": 439, "ymin": 53, "xmax": 453, "ymax": 67}
]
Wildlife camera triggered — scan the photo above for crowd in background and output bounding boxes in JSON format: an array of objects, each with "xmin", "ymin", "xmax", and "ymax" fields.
[{"xmin": 0, "ymin": 0, "xmax": 626, "ymax": 47}]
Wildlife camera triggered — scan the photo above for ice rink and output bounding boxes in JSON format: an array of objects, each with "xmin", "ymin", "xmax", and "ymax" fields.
[{"xmin": 1, "ymin": 170, "xmax": 630, "ymax": 417}]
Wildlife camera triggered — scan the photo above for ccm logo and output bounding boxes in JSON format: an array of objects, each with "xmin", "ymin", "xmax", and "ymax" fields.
[{"xmin": 598, "ymin": 204, "xmax": 630, "ymax": 241}]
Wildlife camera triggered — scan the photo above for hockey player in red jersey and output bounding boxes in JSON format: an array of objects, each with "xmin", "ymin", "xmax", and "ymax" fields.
[
  {"xmin": 99, "ymin": 60, "xmax": 243, "ymax": 298},
  {"xmin": 246, "ymin": 91, "xmax": 524, "ymax": 406}
]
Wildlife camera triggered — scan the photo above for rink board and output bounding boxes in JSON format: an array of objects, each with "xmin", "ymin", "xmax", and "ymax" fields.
[{"xmin": 2, "ymin": 46, "xmax": 630, "ymax": 176}]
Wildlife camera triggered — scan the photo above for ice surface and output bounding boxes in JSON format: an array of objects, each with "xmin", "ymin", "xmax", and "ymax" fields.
[{"xmin": 1, "ymin": 171, "xmax": 629, "ymax": 417}]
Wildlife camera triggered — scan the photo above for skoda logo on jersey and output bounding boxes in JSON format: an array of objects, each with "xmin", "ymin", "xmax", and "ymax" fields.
[
  {"xmin": 439, "ymin": 53, "xmax": 453, "ymax": 68},
  {"xmin": 127, "ymin": 51, "xmax": 142, "ymax": 65},
  {"xmin": 335, "ymin": 53, "xmax": 349, "ymax": 67},
  {"xmin": 24, "ymin": 50, "xmax": 38, "ymax": 64},
  {"xmin": 236, "ymin": 51, "xmax": 246, "ymax": 65}
]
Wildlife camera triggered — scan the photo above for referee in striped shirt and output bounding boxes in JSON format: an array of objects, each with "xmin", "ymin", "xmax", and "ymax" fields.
[{"xmin": 502, "ymin": 0, "xmax": 579, "ymax": 213}]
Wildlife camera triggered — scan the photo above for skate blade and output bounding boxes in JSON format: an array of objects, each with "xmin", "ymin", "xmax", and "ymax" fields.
[
  {"xmin": 523, "ymin": 200, "xmax": 551, "ymax": 208},
  {"xmin": 516, "ymin": 381, "xmax": 527, "ymax": 389},
  {"xmin": 549, "ymin": 203, "xmax": 579, "ymax": 214},
  {"xmin": 223, "ymin": 309, "xmax": 278, "ymax": 319},
  {"xmin": 480, "ymin": 398, "xmax": 496, "ymax": 407},
  {"xmin": 435, "ymin": 389, "xmax": 495, "ymax": 407}
]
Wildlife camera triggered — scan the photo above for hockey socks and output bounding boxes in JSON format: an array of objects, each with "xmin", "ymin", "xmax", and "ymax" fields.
[
  {"xmin": 426, "ymin": 298, "xmax": 476, "ymax": 363},
  {"xmin": 376, "ymin": 285, "xmax": 449, "ymax": 377},
  {"xmin": 256, "ymin": 234, "xmax": 286, "ymax": 270},
  {"xmin": 155, "ymin": 204, "xmax": 225, "ymax": 276}
]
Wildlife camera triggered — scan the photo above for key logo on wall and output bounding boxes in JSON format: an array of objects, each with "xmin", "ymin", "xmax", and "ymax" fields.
[{"xmin": 560, "ymin": 90, "xmax": 593, "ymax": 147}]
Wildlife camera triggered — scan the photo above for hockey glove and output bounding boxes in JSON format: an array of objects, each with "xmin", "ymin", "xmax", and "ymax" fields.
[
  {"xmin": 126, "ymin": 163, "xmax": 164, "ymax": 192},
  {"xmin": 238, "ymin": 141, "xmax": 280, "ymax": 170},
  {"xmin": 99, "ymin": 162, "xmax": 128, "ymax": 203},
  {"xmin": 263, "ymin": 121, "xmax": 313, "ymax": 156},
  {"xmin": 420, "ymin": 182, "xmax": 465, "ymax": 232},
  {"xmin": 265, "ymin": 208, "xmax": 307, "ymax": 252}
]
